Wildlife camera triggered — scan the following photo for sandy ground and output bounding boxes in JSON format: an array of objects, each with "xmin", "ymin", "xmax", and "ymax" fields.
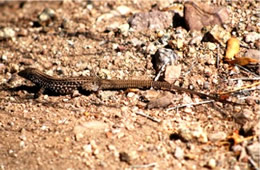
[{"xmin": 0, "ymin": 1, "xmax": 259, "ymax": 170}]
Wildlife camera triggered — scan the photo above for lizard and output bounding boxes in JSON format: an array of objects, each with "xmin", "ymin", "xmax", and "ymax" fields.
[{"xmin": 17, "ymin": 67, "xmax": 233, "ymax": 103}]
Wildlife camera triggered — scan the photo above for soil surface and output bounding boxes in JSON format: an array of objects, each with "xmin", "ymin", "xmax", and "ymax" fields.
[{"xmin": 0, "ymin": 1, "xmax": 259, "ymax": 170}]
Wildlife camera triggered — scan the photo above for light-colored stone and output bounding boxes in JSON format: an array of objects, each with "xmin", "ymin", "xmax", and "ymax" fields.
[
  {"xmin": 208, "ymin": 132, "xmax": 227, "ymax": 142},
  {"xmin": 174, "ymin": 146, "xmax": 184, "ymax": 160},
  {"xmin": 246, "ymin": 142, "xmax": 260, "ymax": 163},
  {"xmin": 153, "ymin": 48, "xmax": 179, "ymax": 72},
  {"xmin": 165, "ymin": 64, "xmax": 182, "ymax": 84},
  {"xmin": 0, "ymin": 27, "xmax": 16, "ymax": 40},
  {"xmin": 206, "ymin": 42, "xmax": 217, "ymax": 50},
  {"xmin": 73, "ymin": 121, "xmax": 108, "ymax": 141},
  {"xmin": 245, "ymin": 32, "xmax": 260, "ymax": 43},
  {"xmin": 128, "ymin": 11, "xmax": 174, "ymax": 31},
  {"xmin": 184, "ymin": 2, "xmax": 229, "ymax": 31},
  {"xmin": 208, "ymin": 158, "xmax": 217, "ymax": 168},
  {"xmin": 38, "ymin": 8, "xmax": 56, "ymax": 22}
]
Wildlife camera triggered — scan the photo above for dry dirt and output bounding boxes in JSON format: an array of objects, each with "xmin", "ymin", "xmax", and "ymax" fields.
[{"xmin": 0, "ymin": 1, "xmax": 259, "ymax": 170}]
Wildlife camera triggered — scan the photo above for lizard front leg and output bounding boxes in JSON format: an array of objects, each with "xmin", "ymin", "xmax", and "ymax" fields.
[{"xmin": 34, "ymin": 86, "xmax": 45, "ymax": 98}]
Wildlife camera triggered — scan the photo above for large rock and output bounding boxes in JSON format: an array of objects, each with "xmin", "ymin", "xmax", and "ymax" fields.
[
  {"xmin": 128, "ymin": 11, "xmax": 174, "ymax": 31},
  {"xmin": 184, "ymin": 1, "xmax": 230, "ymax": 31}
]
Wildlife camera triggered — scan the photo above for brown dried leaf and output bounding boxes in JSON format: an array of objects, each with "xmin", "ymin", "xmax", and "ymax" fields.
[
  {"xmin": 225, "ymin": 37, "xmax": 240, "ymax": 60},
  {"xmin": 225, "ymin": 57, "xmax": 260, "ymax": 66},
  {"xmin": 227, "ymin": 130, "xmax": 254, "ymax": 145}
]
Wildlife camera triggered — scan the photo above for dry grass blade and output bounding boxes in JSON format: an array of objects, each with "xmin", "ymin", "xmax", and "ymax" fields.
[{"xmin": 219, "ymin": 81, "xmax": 260, "ymax": 95}]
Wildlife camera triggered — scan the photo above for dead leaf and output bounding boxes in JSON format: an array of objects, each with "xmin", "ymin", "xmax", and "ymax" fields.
[
  {"xmin": 225, "ymin": 57, "xmax": 260, "ymax": 66},
  {"xmin": 161, "ymin": 4, "xmax": 183, "ymax": 13},
  {"xmin": 227, "ymin": 130, "xmax": 254, "ymax": 145},
  {"xmin": 218, "ymin": 94, "xmax": 230, "ymax": 101},
  {"xmin": 225, "ymin": 37, "xmax": 240, "ymax": 60}
]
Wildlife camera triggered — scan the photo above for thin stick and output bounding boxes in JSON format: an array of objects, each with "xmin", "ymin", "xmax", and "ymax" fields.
[
  {"xmin": 136, "ymin": 112, "xmax": 161, "ymax": 123},
  {"xmin": 131, "ymin": 162, "xmax": 158, "ymax": 168},
  {"xmin": 230, "ymin": 77, "xmax": 260, "ymax": 81},
  {"xmin": 248, "ymin": 156, "xmax": 259, "ymax": 170},
  {"xmin": 216, "ymin": 45, "xmax": 220, "ymax": 68},
  {"xmin": 219, "ymin": 82, "xmax": 260, "ymax": 95},
  {"xmin": 235, "ymin": 64, "xmax": 259, "ymax": 77},
  {"xmin": 238, "ymin": 87, "xmax": 260, "ymax": 93},
  {"xmin": 154, "ymin": 63, "xmax": 167, "ymax": 81},
  {"xmin": 166, "ymin": 100, "xmax": 214, "ymax": 111}
]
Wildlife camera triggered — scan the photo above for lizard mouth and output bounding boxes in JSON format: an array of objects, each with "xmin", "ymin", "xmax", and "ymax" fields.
[{"xmin": 18, "ymin": 69, "xmax": 28, "ymax": 78}]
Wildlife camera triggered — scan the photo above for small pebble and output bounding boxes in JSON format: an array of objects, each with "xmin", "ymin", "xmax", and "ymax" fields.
[
  {"xmin": 19, "ymin": 141, "xmax": 25, "ymax": 148},
  {"xmin": 159, "ymin": 34, "xmax": 170, "ymax": 45},
  {"xmin": 119, "ymin": 24, "xmax": 130, "ymax": 36},
  {"xmin": 40, "ymin": 125, "xmax": 48, "ymax": 131},
  {"xmin": 204, "ymin": 67, "xmax": 212, "ymax": 77},
  {"xmin": 157, "ymin": 30, "xmax": 164, "ymax": 38},
  {"xmin": 208, "ymin": 132, "xmax": 227, "ymax": 142},
  {"xmin": 116, "ymin": 5, "xmax": 132, "ymax": 16},
  {"xmin": 10, "ymin": 64, "xmax": 19, "ymax": 73},
  {"xmin": 1, "ymin": 54, "xmax": 7, "ymax": 61},
  {"xmin": 93, "ymin": 148, "xmax": 100, "ymax": 156},
  {"xmin": 83, "ymin": 144, "xmax": 92, "ymax": 153},
  {"xmin": 254, "ymin": 39, "xmax": 260, "ymax": 49},
  {"xmin": 206, "ymin": 42, "xmax": 217, "ymax": 50},
  {"xmin": 38, "ymin": 8, "xmax": 56, "ymax": 22},
  {"xmin": 119, "ymin": 152, "xmax": 131, "ymax": 164},
  {"xmin": 183, "ymin": 107, "xmax": 193, "ymax": 114},
  {"xmin": 234, "ymin": 109, "xmax": 254, "ymax": 124},
  {"xmin": 130, "ymin": 37, "xmax": 143, "ymax": 47},
  {"xmin": 178, "ymin": 127, "xmax": 193, "ymax": 142},
  {"xmin": 205, "ymin": 56, "xmax": 216, "ymax": 65},
  {"xmin": 108, "ymin": 144, "xmax": 116, "ymax": 151},
  {"xmin": 174, "ymin": 146, "xmax": 184, "ymax": 160},
  {"xmin": 189, "ymin": 35, "xmax": 203, "ymax": 45},
  {"xmin": 0, "ymin": 27, "xmax": 16, "ymax": 40},
  {"xmin": 147, "ymin": 91, "xmax": 174, "ymax": 109},
  {"xmin": 246, "ymin": 142, "xmax": 260, "ymax": 163},
  {"xmin": 245, "ymin": 49, "xmax": 260, "ymax": 61},
  {"xmin": 208, "ymin": 158, "xmax": 217, "ymax": 168},
  {"xmin": 245, "ymin": 32, "xmax": 260, "ymax": 43},
  {"xmin": 189, "ymin": 46, "xmax": 196, "ymax": 54},
  {"xmin": 127, "ymin": 92, "xmax": 135, "ymax": 98},
  {"xmin": 153, "ymin": 48, "xmax": 179, "ymax": 72},
  {"xmin": 164, "ymin": 65, "xmax": 182, "ymax": 84}
]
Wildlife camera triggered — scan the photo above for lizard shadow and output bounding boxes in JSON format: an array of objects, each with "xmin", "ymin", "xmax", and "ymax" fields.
[
  {"xmin": 8, "ymin": 85, "xmax": 237, "ymax": 119},
  {"xmin": 8, "ymin": 85, "xmax": 40, "ymax": 94},
  {"xmin": 5, "ymin": 85, "xmax": 126, "ymax": 112}
]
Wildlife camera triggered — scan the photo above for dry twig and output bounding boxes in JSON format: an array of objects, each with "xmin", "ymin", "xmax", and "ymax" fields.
[
  {"xmin": 135, "ymin": 111, "xmax": 161, "ymax": 123},
  {"xmin": 166, "ymin": 100, "xmax": 214, "ymax": 111}
]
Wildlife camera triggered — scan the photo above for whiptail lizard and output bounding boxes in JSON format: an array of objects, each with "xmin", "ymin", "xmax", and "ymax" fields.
[{"xmin": 18, "ymin": 67, "xmax": 231, "ymax": 103}]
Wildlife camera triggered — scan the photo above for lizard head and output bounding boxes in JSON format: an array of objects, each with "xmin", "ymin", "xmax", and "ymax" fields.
[{"xmin": 18, "ymin": 68, "xmax": 39, "ymax": 80}]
